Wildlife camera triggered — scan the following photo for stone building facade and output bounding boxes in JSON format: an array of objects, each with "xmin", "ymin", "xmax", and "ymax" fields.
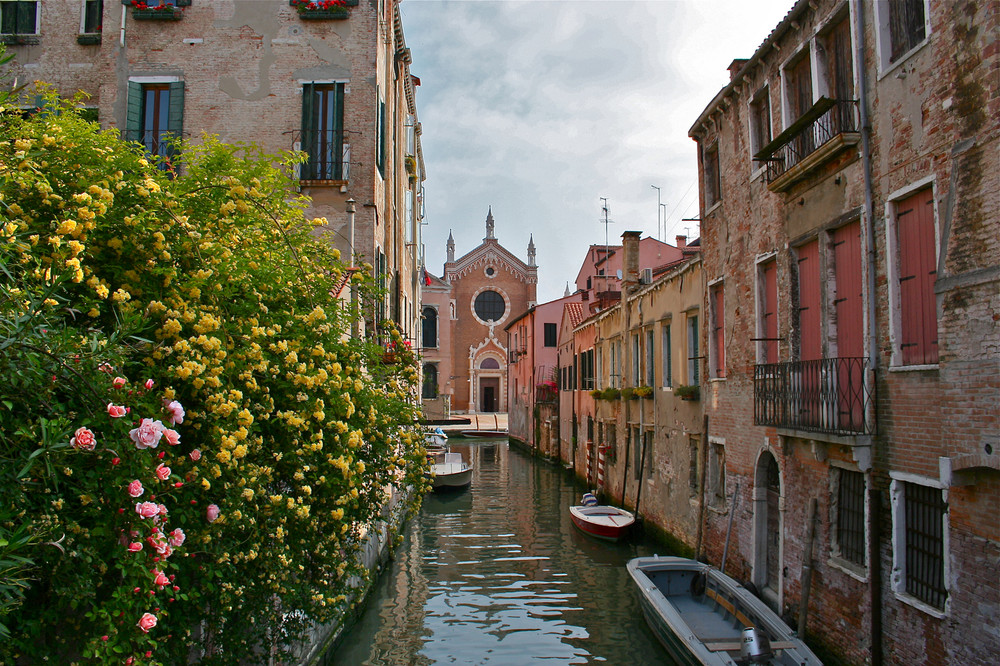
[
  {"xmin": 422, "ymin": 210, "xmax": 537, "ymax": 414},
  {"xmin": 1, "ymin": 0, "xmax": 426, "ymax": 344},
  {"xmin": 688, "ymin": 0, "xmax": 998, "ymax": 663}
]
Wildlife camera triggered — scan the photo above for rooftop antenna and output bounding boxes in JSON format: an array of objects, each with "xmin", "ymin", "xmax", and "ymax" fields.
[
  {"xmin": 600, "ymin": 197, "xmax": 614, "ymax": 289},
  {"xmin": 651, "ymin": 185, "xmax": 662, "ymax": 240}
]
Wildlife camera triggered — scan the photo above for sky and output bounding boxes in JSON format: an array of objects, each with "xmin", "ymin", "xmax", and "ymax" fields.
[{"xmin": 399, "ymin": 0, "xmax": 793, "ymax": 303}]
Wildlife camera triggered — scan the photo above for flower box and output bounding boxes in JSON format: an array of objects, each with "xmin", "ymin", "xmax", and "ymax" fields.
[
  {"xmin": 675, "ymin": 384, "xmax": 700, "ymax": 401},
  {"xmin": 635, "ymin": 385, "xmax": 654, "ymax": 399},
  {"xmin": 77, "ymin": 34, "xmax": 102, "ymax": 45},
  {"xmin": 298, "ymin": 8, "xmax": 350, "ymax": 20},
  {"xmin": 132, "ymin": 8, "xmax": 183, "ymax": 20},
  {"xmin": 0, "ymin": 34, "xmax": 40, "ymax": 46}
]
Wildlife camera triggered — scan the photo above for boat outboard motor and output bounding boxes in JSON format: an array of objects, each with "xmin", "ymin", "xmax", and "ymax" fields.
[
  {"xmin": 740, "ymin": 626, "xmax": 773, "ymax": 663},
  {"xmin": 581, "ymin": 492, "xmax": 598, "ymax": 506}
]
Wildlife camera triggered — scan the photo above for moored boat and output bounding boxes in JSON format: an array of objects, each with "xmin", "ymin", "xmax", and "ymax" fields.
[
  {"xmin": 460, "ymin": 429, "xmax": 508, "ymax": 438},
  {"xmin": 627, "ymin": 556, "xmax": 822, "ymax": 665},
  {"xmin": 569, "ymin": 494, "xmax": 635, "ymax": 541},
  {"xmin": 425, "ymin": 426, "xmax": 448, "ymax": 449},
  {"xmin": 428, "ymin": 451, "xmax": 473, "ymax": 491}
]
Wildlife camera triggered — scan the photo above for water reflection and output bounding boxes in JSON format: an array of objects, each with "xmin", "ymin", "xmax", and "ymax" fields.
[{"xmin": 330, "ymin": 441, "xmax": 672, "ymax": 665}]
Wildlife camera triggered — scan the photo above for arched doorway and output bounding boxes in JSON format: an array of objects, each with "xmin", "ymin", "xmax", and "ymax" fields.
[
  {"xmin": 752, "ymin": 450, "xmax": 783, "ymax": 609},
  {"xmin": 478, "ymin": 357, "xmax": 500, "ymax": 412}
]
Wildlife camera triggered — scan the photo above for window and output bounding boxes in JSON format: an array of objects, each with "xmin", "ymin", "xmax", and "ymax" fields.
[
  {"xmin": 480, "ymin": 358, "xmax": 499, "ymax": 370},
  {"xmin": 1, "ymin": 1, "xmax": 37, "ymax": 35},
  {"xmin": 688, "ymin": 436, "xmax": 699, "ymax": 497},
  {"xmin": 796, "ymin": 240, "xmax": 822, "ymax": 361},
  {"xmin": 609, "ymin": 340, "xmax": 618, "ymax": 388},
  {"xmin": 661, "ymin": 323, "xmax": 672, "ymax": 387},
  {"xmin": 894, "ymin": 187, "xmax": 938, "ymax": 365},
  {"xmin": 421, "ymin": 363, "xmax": 437, "ymax": 399},
  {"xmin": 892, "ymin": 479, "xmax": 948, "ymax": 611},
  {"xmin": 833, "ymin": 468, "xmax": 866, "ymax": 568},
  {"xmin": 757, "ymin": 258, "xmax": 778, "ymax": 364},
  {"xmin": 709, "ymin": 282, "xmax": 726, "ymax": 378},
  {"xmin": 823, "ymin": 15, "xmax": 855, "ymax": 133},
  {"xmin": 580, "ymin": 349, "xmax": 595, "ymax": 390},
  {"xmin": 876, "ymin": 0, "xmax": 928, "ymax": 71},
  {"xmin": 543, "ymin": 323, "xmax": 557, "ymax": 347},
  {"xmin": 473, "ymin": 290, "xmax": 505, "ymax": 322},
  {"xmin": 375, "ymin": 89, "xmax": 386, "ymax": 176},
  {"xmin": 749, "ymin": 86, "xmax": 772, "ymax": 161},
  {"xmin": 595, "ymin": 346, "xmax": 603, "ymax": 391},
  {"xmin": 643, "ymin": 430, "xmax": 653, "ymax": 478},
  {"xmin": 831, "ymin": 221, "xmax": 864, "ymax": 359},
  {"xmin": 704, "ymin": 142, "xmax": 721, "ymax": 207},
  {"xmin": 645, "ymin": 328, "xmax": 654, "ymax": 386},
  {"xmin": 631, "ymin": 426, "xmax": 641, "ymax": 480},
  {"xmin": 126, "ymin": 80, "xmax": 184, "ymax": 172},
  {"xmin": 631, "ymin": 333, "xmax": 641, "ymax": 387},
  {"xmin": 686, "ymin": 314, "xmax": 700, "ymax": 384},
  {"xmin": 784, "ymin": 51, "xmax": 815, "ymax": 159},
  {"xmin": 421, "ymin": 306, "xmax": 437, "ymax": 349},
  {"xmin": 83, "ymin": 0, "xmax": 103, "ymax": 34},
  {"xmin": 301, "ymin": 83, "xmax": 347, "ymax": 181},
  {"xmin": 708, "ymin": 439, "xmax": 726, "ymax": 508}
]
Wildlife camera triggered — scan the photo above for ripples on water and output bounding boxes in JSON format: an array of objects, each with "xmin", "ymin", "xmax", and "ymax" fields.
[{"xmin": 330, "ymin": 441, "xmax": 672, "ymax": 665}]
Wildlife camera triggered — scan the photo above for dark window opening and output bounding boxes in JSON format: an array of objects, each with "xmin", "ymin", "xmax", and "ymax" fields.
[{"xmin": 474, "ymin": 290, "xmax": 505, "ymax": 322}]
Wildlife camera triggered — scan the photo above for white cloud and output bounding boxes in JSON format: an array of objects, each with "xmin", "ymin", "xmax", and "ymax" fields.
[{"xmin": 401, "ymin": 0, "xmax": 791, "ymax": 301}]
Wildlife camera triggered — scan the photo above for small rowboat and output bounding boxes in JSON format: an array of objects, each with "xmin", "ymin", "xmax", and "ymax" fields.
[
  {"xmin": 428, "ymin": 452, "xmax": 473, "ymax": 491},
  {"xmin": 627, "ymin": 556, "xmax": 822, "ymax": 665},
  {"xmin": 569, "ymin": 494, "xmax": 635, "ymax": 541}
]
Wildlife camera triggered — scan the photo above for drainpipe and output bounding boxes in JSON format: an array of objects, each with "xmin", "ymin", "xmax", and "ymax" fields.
[
  {"xmin": 851, "ymin": 2, "xmax": 882, "ymax": 664},
  {"xmin": 119, "ymin": 3, "xmax": 127, "ymax": 47}
]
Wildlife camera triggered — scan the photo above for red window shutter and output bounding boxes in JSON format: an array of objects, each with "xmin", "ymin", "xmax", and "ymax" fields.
[
  {"xmin": 897, "ymin": 188, "xmax": 938, "ymax": 364},
  {"xmin": 797, "ymin": 241, "xmax": 822, "ymax": 361},
  {"xmin": 762, "ymin": 260, "xmax": 778, "ymax": 363},
  {"xmin": 832, "ymin": 221, "xmax": 864, "ymax": 359}
]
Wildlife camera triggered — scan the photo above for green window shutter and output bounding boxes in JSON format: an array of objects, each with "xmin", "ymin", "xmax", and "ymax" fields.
[
  {"xmin": 125, "ymin": 81, "xmax": 142, "ymax": 142},
  {"xmin": 166, "ymin": 81, "xmax": 184, "ymax": 167},
  {"xmin": 334, "ymin": 83, "xmax": 345, "ymax": 179},
  {"xmin": 17, "ymin": 2, "xmax": 38, "ymax": 34},
  {"xmin": 301, "ymin": 83, "xmax": 316, "ymax": 179}
]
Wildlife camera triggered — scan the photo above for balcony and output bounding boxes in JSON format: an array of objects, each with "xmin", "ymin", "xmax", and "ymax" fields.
[
  {"xmin": 754, "ymin": 357, "xmax": 875, "ymax": 436},
  {"xmin": 754, "ymin": 97, "xmax": 860, "ymax": 192}
]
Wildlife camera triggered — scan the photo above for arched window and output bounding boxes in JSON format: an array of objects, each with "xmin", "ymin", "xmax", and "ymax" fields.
[
  {"xmin": 474, "ymin": 290, "xmax": 505, "ymax": 322},
  {"xmin": 422, "ymin": 307, "xmax": 437, "ymax": 348},
  {"xmin": 422, "ymin": 364, "xmax": 438, "ymax": 398},
  {"xmin": 480, "ymin": 358, "xmax": 500, "ymax": 370}
]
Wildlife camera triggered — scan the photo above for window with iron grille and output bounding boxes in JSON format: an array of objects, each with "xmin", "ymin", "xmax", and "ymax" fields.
[
  {"xmin": 900, "ymin": 481, "xmax": 948, "ymax": 610},
  {"xmin": 1, "ymin": 0, "xmax": 37, "ymax": 35},
  {"xmin": 834, "ymin": 469, "xmax": 866, "ymax": 567},
  {"xmin": 301, "ymin": 83, "xmax": 346, "ymax": 181}
]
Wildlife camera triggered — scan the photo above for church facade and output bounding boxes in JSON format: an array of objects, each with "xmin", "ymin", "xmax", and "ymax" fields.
[{"xmin": 421, "ymin": 210, "xmax": 537, "ymax": 414}]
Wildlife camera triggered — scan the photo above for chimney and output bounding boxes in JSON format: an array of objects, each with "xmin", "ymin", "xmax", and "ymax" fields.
[
  {"xmin": 676, "ymin": 235, "xmax": 687, "ymax": 249},
  {"xmin": 622, "ymin": 231, "xmax": 641, "ymax": 288},
  {"xmin": 728, "ymin": 58, "xmax": 749, "ymax": 82}
]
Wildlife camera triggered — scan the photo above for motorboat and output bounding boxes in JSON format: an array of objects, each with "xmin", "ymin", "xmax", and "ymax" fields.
[
  {"xmin": 569, "ymin": 492, "xmax": 635, "ymax": 542},
  {"xmin": 627, "ymin": 556, "xmax": 822, "ymax": 665}
]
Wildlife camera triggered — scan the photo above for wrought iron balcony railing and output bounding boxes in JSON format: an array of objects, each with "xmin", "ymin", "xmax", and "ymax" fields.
[
  {"xmin": 754, "ymin": 97, "xmax": 860, "ymax": 186},
  {"xmin": 298, "ymin": 129, "xmax": 350, "ymax": 181},
  {"xmin": 754, "ymin": 357, "xmax": 875, "ymax": 436}
]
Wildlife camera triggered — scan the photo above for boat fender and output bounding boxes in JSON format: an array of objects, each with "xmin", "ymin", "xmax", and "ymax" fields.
[
  {"xmin": 690, "ymin": 572, "xmax": 707, "ymax": 597},
  {"xmin": 581, "ymin": 492, "xmax": 598, "ymax": 506}
]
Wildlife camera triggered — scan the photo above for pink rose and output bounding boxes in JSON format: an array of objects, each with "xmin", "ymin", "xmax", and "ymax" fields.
[
  {"xmin": 135, "ymin": 502, "xmax": 159, "ymax": 519},
  {"xmin": 161, "ymin": 428, "xmax": 181, "ymax": 446},
  {"xmin": 128, "ymin": 542, "xmax": 143, "ymax": 553},
  {"xmin": 160, "ymin": 543, "xmax": 174, "ymax": 559},
  {"xmin": 206, "ymin": 504, "xmax": 220, "ymax": 523},
  {"xmin": 107, "ymin": 403, "xmax": 127, "ymax": 418},
  {"xmin": 112, "ymin": 377, "xmax": 127, "ymax": 388},
  {"xmin": 137, "ymin": 612, "xmax": 157, "ymax": 633},
  {"xmin": 147, "ymin": 531, "xmax": 166, "ymax": 553},
  {"xmin": 158, "ymin": 503, "xmax": 168, "ymax": 517},
  {"xmin": 163, "ymin": 400, "xmax": 185, "ymax": 425},
  {"xmin": 127, "ymin": 480, "xmax": 144, "ymax": 498},
  {"xmin": 168, "ymin": 528, "xmax": 186, "ymax": 547},
  {"xmin": 155, "ymin": 464, "xmax": 171, "ymax": 481},
  {"xmin": 152, "ymin": 569, "xmax": 170, "ymax": 587},
  {"xmin": 144, "ymin": 378, "xmax": 155, "ymax": 389},
  {"xmin": 189, "ymin": 449, "xmax": 201, "ymax": 461},
  {"xmin": 70, "ymin": 427, "xmax": 96, "ymax": 451},
  {"xmin": 129, "ymin": 418, "xmax": 164, "ymax": 449}
]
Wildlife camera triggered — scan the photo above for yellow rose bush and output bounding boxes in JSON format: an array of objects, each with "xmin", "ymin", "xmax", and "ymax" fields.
[{"xmin": 1, "ymin": 90, "xmax": 426, "ymax": 663}]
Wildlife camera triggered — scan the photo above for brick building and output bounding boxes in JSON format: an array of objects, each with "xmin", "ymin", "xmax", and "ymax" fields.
[
  {"xmin": 422, "ymin": 209, "xmax": 537, "ymax": 414},
  {"xmin": 688, "ymin": 0, "xmax": 998, "ymax": 662},
  {"xmin": 1, "ymin": 0, "xmax": 426, "ymax": 344}
]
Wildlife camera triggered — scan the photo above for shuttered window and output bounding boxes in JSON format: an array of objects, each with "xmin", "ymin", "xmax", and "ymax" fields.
[
  {"xmin": 686, "ymin": 314, "xmax": 700, "ymax": 385},
  {"xmin": 704, "ymin": 143, "xmax": 721, "ymax": 206},
  {"xmin": 831, "ymin": 221, "xmax": 864, "ymax": 358},
  {"xmin": 126, "ymin": 80, "xmax": 184, "ymax": 172},
  {"xmin": 544, "ymin": 323, "xmax": 557, "ymax": 347},
  {"xmin": 896, "ymin": 188, "xmax": 938, "ymax": 365},
  {"xmin": 888, "ymin": 0, "xmax": 926, "ymax": 64},
  {"xmin": 1, "ymin": 1, "xmax": 37, "ymax": 34},
  {"xmin": 661, "ymin": 324, "xmax": 672, "ymax": 388},
  {"xmin": 301, "ymin": 83, "xmax": 346, "ymax": 180},
  {"xmin": 760, "ymin": 259, "xmax": 778, "ymax": 363},
  {"xmin": 710, "ymin": 282, "xmax": 725, "ymax": 378},
  {"xmin": 796, "ymin": 240, "xmax": 822, "ymax": 361}
]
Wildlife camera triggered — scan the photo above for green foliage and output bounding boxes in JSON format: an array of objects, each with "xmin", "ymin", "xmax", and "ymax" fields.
[
  {"xmin": 675, "ymin": 384, "xmax": 700, "ymax": 400},
  {"xmin": 600, "ymin": 387, "xmax": 621, "ymax": 401},
  {"xmin": 1, "ymin": 91, "xmax": 426, "ymax": 663}
]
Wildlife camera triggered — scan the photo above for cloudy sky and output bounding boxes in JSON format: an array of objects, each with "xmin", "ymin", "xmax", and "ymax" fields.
[{"xmin": 399, "ymin": 0, "xmax": 792, "ymax": 303}]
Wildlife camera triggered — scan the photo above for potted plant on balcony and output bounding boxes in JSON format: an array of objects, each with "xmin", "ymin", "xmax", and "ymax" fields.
[
  {"xmin": 675, "ymin": 384, "xmax": 700, "ymax": 401},
  {"xmin": 130, "ymin": 1, "xmax": 184, "ymax": 20},
  {"xmin": 600, "ymin": 387, "xmax": 620, "ymax": 401},
  {"xmin": 635, "ymin": 385, "xmax": 654, "ymax": 399},
  {"xmin": 589, "ymin": 389, "xmax": 602, "ymax": 400}
]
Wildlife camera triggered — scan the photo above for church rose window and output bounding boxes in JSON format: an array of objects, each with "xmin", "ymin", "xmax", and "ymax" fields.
[{"xmin": 474, "ymin": 290, "xmax": 505, "ymax": 322}]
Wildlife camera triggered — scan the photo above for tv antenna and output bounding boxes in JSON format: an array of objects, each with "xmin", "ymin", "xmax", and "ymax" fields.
[{"xmin": 599, "ymin": 198, "xmax": 615, "ymax": 288}]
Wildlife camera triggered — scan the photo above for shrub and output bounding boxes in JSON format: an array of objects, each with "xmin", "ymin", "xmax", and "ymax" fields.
[{"xmin": 600, "ymin": 387, "xmax": 620, "ymax": 401}]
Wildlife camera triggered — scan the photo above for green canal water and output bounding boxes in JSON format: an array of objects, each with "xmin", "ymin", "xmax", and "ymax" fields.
[{"xmin": 328, "ymin": 439, "xmax": 675, "ymax": 665}]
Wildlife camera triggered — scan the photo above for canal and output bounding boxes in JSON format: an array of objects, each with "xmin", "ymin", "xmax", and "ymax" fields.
[{"xmin": 329, "ymin": 438, "xmax": 674, "ymax": 664}]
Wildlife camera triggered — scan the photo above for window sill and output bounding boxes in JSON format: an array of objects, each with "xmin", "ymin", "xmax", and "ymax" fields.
[
  {"xmin": 299, "ymin": 179, "xmax": 347, "ymax": 188},
  {"xmin": 888, "ymin": 363, "xmax": 939, "ymax": 373},
  {"xmin": 709, "ymin": 376, "xmax": 726, "ymax": 382},
  {"xmin": 705, "ymin": 200, "xmax": 722, "ymax": 217},
  {"xmin": 827, "ymin": 555, "xmax": 868, "ymax": 583},
  {"xmin": 0, "ymin": 35, "xmax": 40, "ymax": 45},
  {"xmin": 77, "ymin": 33, "xmax": 102, "ymax": 45},
  {"xmin": 892, "ymin": 589, "xmax": 947, "ymax": 619},
  {"xmin": 132, "ymin": 9, "xmax": 184, "ymax": 20},
  {"xmin": 877, "ymin": 38, "xmax": 931, "ymax": 81}
]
